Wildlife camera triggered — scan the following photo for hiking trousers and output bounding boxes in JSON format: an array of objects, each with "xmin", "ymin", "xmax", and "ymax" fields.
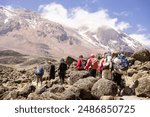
[
  {"xmin": 88, "ymin": 69, "xmax": 97, "ymax": 77},
  {"xmin": 59, "ymin": 73, "xmax": 66, "ymax": 84},
  {"xmin": 36, "ymin": 75, "xmax": 43, "ymax": 86},
  {"xmin": 102, "ymin": 69, "xmax": 112, "ymax": 80}
]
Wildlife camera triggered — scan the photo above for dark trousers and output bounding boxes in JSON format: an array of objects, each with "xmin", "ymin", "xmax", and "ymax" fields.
[
  {"xmin": 112, "ymin": 72, "xmax": 124, "ymax": 89},
  {"xmin": 49, "ymin": 72, "xmax": 55, "ymax": 80},
  {"xmin": 59, "ymin": 73, "xmax": 65, "ymax": 84},
  {"xmin": 88, "ymin": 69, "xmax": 96, "ymax": 77}
]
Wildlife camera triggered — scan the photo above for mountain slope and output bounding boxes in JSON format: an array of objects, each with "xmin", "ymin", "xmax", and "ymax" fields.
[{"xmin": 0, "ymin": 7, "xmax": 145, "ymax": 58}]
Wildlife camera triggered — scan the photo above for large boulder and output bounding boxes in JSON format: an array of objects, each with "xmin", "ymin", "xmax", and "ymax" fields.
[
  {"xmin": 60, "ymin": 86, "xmax": 81, "ymax": 100},
  {"xmin": 135, "ymin": 77, "xmax": 150, "ymax": 98},
  {"xmin": 133, "ymin": 71, "xmax": 149, "ymax": 81},
  {"xmin": 35, "ymin": 85, "xmax": 47, "ymax": 94},
  {"xmin": 68, "ymin": 70, "xmax": 88, "ymax": 85},
  {"xmin": 49, "ymin": 84, "xmax": 65, "ymax": 93},
  {"xmin": 91, "ymin": 79, "xmax": 118, "ymax": 99},
  {"xmin": 132, "ymin": 49, "xmax": 150, "ymax": 62},
  {"xmin": 18, "ymin": 84, "xmax": 36, "ymax": 97},
  {"xmin": 73, "ymin": 77, "xmax": 98, "ymax": 99},
  {"xmin": 65, "ymin": 56, "xmax": 77, "ymax": 66}
]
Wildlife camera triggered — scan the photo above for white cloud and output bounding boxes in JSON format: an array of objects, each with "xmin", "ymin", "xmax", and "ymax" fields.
[
  {"xmin": 130, "ymin": 33, "xmax": 150, "ymax": 47},
  {"xmin": 4, "ymin": 5, "xmax": 14, "ymax": 10},
  {"xmin": 116, "ymin": 22, "xmax": 130, "ymax": 31},
  {"xmin": 114, "ymin": 11, "xmax": 130, "ymax": 17},
  {"xmin": 137, "ymin": 24, "xmax": 147, "ymax": 32},
  {"xmin": 39, "ymin": 3, "xmax": 130, "ymax": 32}
]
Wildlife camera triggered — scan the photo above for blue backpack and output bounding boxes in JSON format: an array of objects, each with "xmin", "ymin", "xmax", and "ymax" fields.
[
  {"xmin": 35, "ymin": 66, "xmax": 44, "ymax": 76},
  {"xmin": 118, "ymin": 54, "xmax": 129, "ymax": 71}
]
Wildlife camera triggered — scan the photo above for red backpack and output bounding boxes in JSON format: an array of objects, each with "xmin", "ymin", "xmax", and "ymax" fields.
[{"xmin": 91, "ymin": 58, "xmax": 98, "ymax": 69}]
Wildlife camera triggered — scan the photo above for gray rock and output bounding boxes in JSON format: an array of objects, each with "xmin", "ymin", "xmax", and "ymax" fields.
[
  {"xmin": 27, "ymin": 93, "xmax": 40, "ymax": 100},
  {"xmin": 35, "ymin": 85, "xmax": 47, "ymax": 94},
  {"xmin": 127, "ymin": 69, "xmax": 137, "ymax": 77},
  {"xmin": 73, "ymin": 77, "xmax": 98, "ymax": 99},
  {"xmin": 65, "ymin": 56, "xmax": 77, "ymax": 66},
  {"xmin": 60, "ymin": 86, "xmax": 80, "ymax": 100},
  {"xmin": 18, "ymin": 84, "xmax": 36, "ymax": 97},
  {"xmin": 68, "ymin": 70, "xmax": 88, "ymax": 85},
  {"xmin": 40, "ymin": 91, "xmax": 59, "ymax": 100},
  {"xmin": 132, "ymin": 49, "xmax": 150, "ymax": 62},
  {"xmin": 135, "ymin": 77, "xmax": 150, "ymax": 98},
  {"xmin": 49, "ymin": 84, "xmax": 65, "ymax": 93},
  {"xmin": 3, "ymin": 90, "xmax": 18, "ymax": 100},
  {"xmin": 91, "ymin": 79, "xmax": 118, "ymax": 99}
]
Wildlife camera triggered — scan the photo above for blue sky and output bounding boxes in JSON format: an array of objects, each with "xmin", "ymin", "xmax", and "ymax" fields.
[{"xmin": 0, "ymin": 0, "xmax": 150, "ymax": 47}]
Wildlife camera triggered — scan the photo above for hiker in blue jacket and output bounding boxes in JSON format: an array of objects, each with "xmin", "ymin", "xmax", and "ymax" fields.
[{"xmin": 35, "ymin": 65, "xmax": 44, "ymax": 87}]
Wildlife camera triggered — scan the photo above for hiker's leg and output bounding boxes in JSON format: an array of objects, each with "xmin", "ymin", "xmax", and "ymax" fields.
[
  {"xmin": 40, "ymin": 76, "xmax": 42, "ymax": 86},
  {"xmin": 36, "ymin": 76, "xmax": 39, "ymax": 86},
  {"xmin": 102, "ymin": 70, "xmax": 108, "ymax": 79},
  {"xmin": 108, "ymin": 70, "xmax": 112, "ymax": 80},
  {"xmin": 93, "ymin": 69, "xmax": 96, "ymax": 77}
]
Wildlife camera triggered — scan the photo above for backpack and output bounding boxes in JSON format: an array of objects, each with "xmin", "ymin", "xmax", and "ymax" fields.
[
  {"xmin": 119, "ymin": 56, "xmax": 129, "ymax": 70},
  {"xmin": 35, "ymin": 66, "xmax": 44, "ymax": 76},
  {"xmin": 103, "ymin": 55, "xmax": 112, "ymax": 70},
  {"xmin": 91, "ymin": 58, "xmax": 98, "ymax": 69},
  {"xmin": 114, "ymin": 54, "xmax": 129, "ymax": 71}
]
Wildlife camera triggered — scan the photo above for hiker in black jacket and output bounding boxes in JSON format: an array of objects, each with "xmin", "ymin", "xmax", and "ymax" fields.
[
  {"xmin": 48, "ymin": 61, "xmax": 55, "ymax": 80},
  {"xmin": 58, "ymin": 58, "xmax": 67, "ymax": 84}
]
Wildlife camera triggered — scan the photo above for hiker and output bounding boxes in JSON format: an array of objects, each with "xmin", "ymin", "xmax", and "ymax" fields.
[
  {"xmin": 101, "ymin": 52, "xmax": 112, "ymax": 80},
  {"xmin": 76, "ymin": 55, "xmax": 84, "ymax": 70},
  {"xmin": 48, "ymin": 61, "xmax": 55, "ymax": 80},
  {"xmin": 98, "ymin": 53, "xmax": 107, "ymax": 78},
  {"xmin": 58, "ymin": 58, "xmax": 68, "ymax": 84},
  {"xmin": 84, "ymin": 54, "xmax": 98, "ymax": 77},
  {"xmin": 35, "ymin": 65, "xmax": 44, "ymax": 87},
  {"xmin": 112, "ymin": 53, "xmax": 129, "ymax": 89}
]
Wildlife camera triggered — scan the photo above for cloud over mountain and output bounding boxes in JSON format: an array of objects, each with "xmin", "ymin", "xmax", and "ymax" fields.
[
  {"xmin": 130, "ymin": 34, "xmax": 150, "ymax": 47},
  {"xmin": 39, "ymin": 2, "xmax": 130, "ymax": 32}
]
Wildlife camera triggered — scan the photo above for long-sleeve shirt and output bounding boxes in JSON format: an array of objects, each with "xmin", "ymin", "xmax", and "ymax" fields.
[
  {"xmin": 76, "ymin": 58, "xmax": 83, "ymax": 70},
  {"xmin": 84, "ymin": 58, "xmax": 92, "ymax": 70}
]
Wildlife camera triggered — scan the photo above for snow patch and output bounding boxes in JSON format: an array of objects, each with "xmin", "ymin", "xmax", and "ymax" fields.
[
  {"xmin": 25, "ymin": 19, "xmax": 38, "ymax": 29},
  {"xmin": 4, "ymin": 18, "xmax": 9, "ymax": 24},
  {"xmin": 78, "ymin": 31, "xmax": 99, "ymax": 47},
  {"xmin": 123, "ymin": 37, "xmax": 136, "ymax": 49}
]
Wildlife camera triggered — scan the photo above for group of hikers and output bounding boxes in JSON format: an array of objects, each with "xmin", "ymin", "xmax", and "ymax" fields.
[
  {"xmin": 35, "ymin": 58, "xmax": 67, "ymax": 86},
  {"xmin": 35, "ymin": 51, "xmax": 129, "ymax": 91},
  {"xmin": 76, "ymin": 51, "xmax": 129, "ymax": 89}
]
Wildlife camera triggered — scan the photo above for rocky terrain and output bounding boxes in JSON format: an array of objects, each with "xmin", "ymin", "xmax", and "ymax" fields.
[{"xmin": 0, "ymin": 49, "xmax": 150, "ymax": 100}]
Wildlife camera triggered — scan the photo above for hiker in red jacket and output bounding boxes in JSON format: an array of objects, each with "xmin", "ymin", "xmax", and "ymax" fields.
[
  {"xmin": 76, "ymin": 55, "xmax": 84, "ymax": 70},
  {"xmin": 84, "ymin": 54, "xmax": 98, "ymax": 77}
]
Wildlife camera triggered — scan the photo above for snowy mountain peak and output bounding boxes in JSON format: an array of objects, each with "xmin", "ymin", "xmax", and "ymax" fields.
[{"xmin": 0, "ymin": 7, "xmax": 146, "ymax": 57}]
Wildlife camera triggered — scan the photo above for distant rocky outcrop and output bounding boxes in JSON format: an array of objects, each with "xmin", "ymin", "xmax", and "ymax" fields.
[{"xmin": 132, "ymin": 49, "xmax": 150, "ymax": 62}]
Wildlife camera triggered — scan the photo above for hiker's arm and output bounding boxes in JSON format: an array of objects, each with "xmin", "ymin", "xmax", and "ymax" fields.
[{"xmin": 84, "ymin": 59, "xmax": 91, "ymax": 70}]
